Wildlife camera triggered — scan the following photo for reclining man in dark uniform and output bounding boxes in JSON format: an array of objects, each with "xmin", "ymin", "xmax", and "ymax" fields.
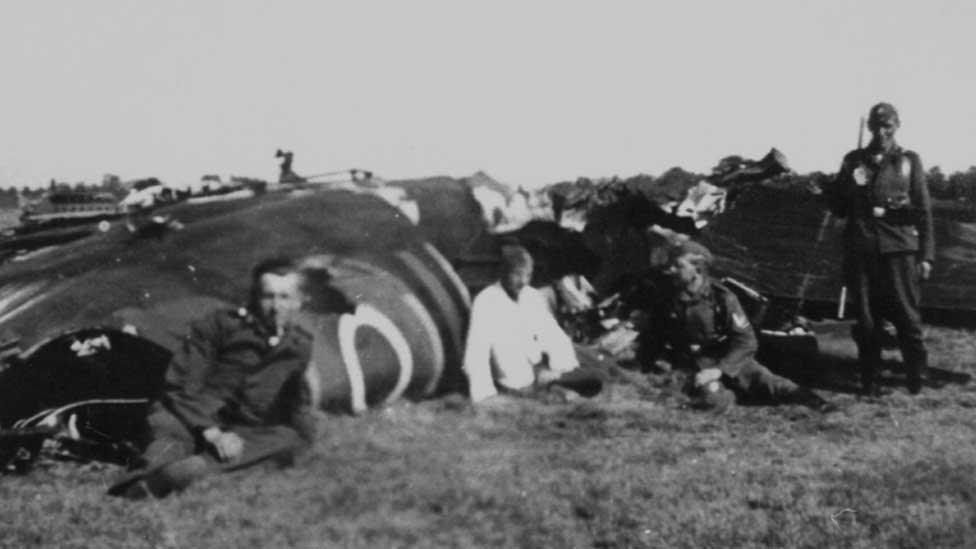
[
  {"xmin": 109, "ymin": 257, "xmax": 317, "ymax": 498},
  {"xmin": 643, "ymin": 241, "xmax": 835, "ymax": 413}
]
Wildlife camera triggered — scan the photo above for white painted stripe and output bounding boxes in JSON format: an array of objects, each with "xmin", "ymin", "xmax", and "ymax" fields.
[
  {"xmin": 337, "ymin": 312, "xmax": 368, "ymax": 414},
  {"xmin": 360, "ymin": 305, "xmax": 413, "ymax": 405},
  {"xmin": 399, "ymin": 293, "xmax": 444, "ymax": 396},
  {"xmin": 422, "ymin": 242, "xmax": 471, "ymax": 308},
  {"xmin": 337, "ymin": 304, "xmax": 414, "ymax": 411}
]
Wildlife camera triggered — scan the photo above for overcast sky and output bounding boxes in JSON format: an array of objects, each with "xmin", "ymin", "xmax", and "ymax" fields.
[{"xmin": 1, "ymin": 1, "xmax": 973, "ymax": 188}]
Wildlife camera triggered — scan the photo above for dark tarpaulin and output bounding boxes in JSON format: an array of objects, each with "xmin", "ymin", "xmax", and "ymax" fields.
[{"xmin": 698, "ymin": 184, "xmax": 976, "ymax": 313}]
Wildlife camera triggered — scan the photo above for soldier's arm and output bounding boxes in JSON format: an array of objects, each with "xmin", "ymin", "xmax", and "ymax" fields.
[
  {"xmin": 529, "ymin": 288, "xmax": 578, "ymax": 373},
  {"xmin": 908, "ymin": 151, "xmax": 935, "ymax": 264},
  {"xmin": 713, "ymin": 292, "xmax": 758, "ymax": 377},
  {"xmin": 462, "ymin": 291, "xmax": 500, "ymax": 402},
  {"xmin": 162, "ymin": 313, "xmax": 228, "ymax": 432},
  {"xmin": 636, "ymin": 301, "xmax": 671, "ymax": 369},
  {"xmin": 826, "ymin": 153, "xmax": 856, "ymax": 218}
]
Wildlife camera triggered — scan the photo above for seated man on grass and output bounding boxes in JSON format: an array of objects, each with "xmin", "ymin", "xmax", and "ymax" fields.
[
  {"xmin": 646, "ymin": 240, "xmax": 836, "ymax": 413},
  {"xmin": 109, "ymin": 257, "xmax": 317, "ymax": 498},
  {"xmin": 463, "ymin": 245, "xmax": 605, "ymax": 403}
]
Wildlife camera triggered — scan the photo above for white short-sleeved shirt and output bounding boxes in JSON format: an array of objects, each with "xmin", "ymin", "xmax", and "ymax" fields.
[{"xmin": 462, "ymin": 282, "xmax": 578, "ymax": 402}]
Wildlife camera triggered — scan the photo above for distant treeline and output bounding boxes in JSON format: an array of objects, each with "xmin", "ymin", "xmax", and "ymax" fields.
[
  {"xmin": 0, "ymin": 173, "xmax": 271, "ymax": 210},
  {"xmin": 0, "ymin": 176, "xmax": 133, "ymax": 209},
  {"xmin": 927, "ymin": 166, "xmax": 976, "ymax": 202}
]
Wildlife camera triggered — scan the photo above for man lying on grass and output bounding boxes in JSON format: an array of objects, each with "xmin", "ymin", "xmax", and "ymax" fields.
[
  {"xmin": 645, "ymin": 241, "xmax": 836, "ymax": 413},
  {"xmin": 108, "ymin": 257, "xmax": 317, "ymax": 499},
  {"xmin": 463, "ymin": 245, "xmax": 606, "ymax": 404}
]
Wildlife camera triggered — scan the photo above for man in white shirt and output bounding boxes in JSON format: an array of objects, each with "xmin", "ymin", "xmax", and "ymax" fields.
[{"xmin": 463, "ymin": 245, "xmax": 605, "ymax": 403}]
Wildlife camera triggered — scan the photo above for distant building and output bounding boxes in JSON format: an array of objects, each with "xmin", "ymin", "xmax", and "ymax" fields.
[{"xmin": 21, "ymin": 188, "xmax": 121, "ymax": 225}]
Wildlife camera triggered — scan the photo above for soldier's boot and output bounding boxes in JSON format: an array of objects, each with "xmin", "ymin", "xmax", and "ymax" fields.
[
  {"xmin": 856, "ymin": 340, "xmax": 886, "ymax": 397},
  {"xmin": 144, "ymin": 455, "xmax": 213, "ymax": 497},
  {"xmin": 904, "ymin": 350, "xmax": 927, "ymax": 395},
  {"xmin": 791, "ymin": 387, "xmax": 838, "ymax": 413}
]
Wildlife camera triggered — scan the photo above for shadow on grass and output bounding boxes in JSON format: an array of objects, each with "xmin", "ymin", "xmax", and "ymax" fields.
[{"xmin": 765, "ymin": 320, "xmax": 971, "ymax": 397}]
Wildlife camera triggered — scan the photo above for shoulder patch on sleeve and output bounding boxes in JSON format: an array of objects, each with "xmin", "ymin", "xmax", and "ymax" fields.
[{"xmin": 732, "ymin": 311, "xmax": 751, "ymax": 329}]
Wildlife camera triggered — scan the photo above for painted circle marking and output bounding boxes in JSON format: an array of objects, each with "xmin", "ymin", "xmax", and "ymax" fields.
[{"xmin": 337, "ymin": 304, "xmax": 413, "ymax": 412}]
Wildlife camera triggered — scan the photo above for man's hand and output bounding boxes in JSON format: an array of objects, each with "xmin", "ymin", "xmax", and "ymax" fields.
[
  {"xmin": 202, "ymin": 427, "xmax": 244, "ymax": 462},
  {"xmin": 535, "ymin": 368, "xmax": 561, "ymax": 386},
  {"xmin": 694, "ymin": 368, "xmax": 723, "ymax": 388},
  {"xmin": 917, "ymin": 260, "xmax": 932, "ymax": 281}
]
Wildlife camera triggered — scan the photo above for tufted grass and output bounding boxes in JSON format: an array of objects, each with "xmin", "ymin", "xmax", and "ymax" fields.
[{"xmin": 2, "ymin": 322, "xmax": 976, "ymax": 548}]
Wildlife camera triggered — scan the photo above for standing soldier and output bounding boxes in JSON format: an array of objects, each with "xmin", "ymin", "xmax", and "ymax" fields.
[
  {"xmin": 829, "ymin": 102, "xmax": 934, "ymax": 395},
  {"xmin": 644, "ymin": 241, "xmax": 834, "ymax": 413}
]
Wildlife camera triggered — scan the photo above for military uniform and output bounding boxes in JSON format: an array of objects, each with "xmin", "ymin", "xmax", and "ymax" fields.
[
  {"xmin": 830, "ymin": 136, "xmax": 934, "ymax": 393},
  {"xmin": 648, "ymin": 279, "xmax": 806, "ymax": 405},
  {"xmin": 109, "ymin": 307, "xmax": 315, "ymax": 497}
]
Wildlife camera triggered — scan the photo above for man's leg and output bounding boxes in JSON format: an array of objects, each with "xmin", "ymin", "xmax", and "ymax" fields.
[
  {"xmin": 219, "ymin": 425, "xmax": 309, "ymax": 471},
  {"xmin": 145, "ymin": 425, "xmax": 308, "ymax": 496},
  {"xmin": 732, "ymin": 360, "xmax": 798, "ymax": 402},
  {"xmin": 733, "ymin": 360, "xmax": 834, "ymax": 411},
  {"xmin": 107, "ymin": 403, "xmax": 196, "ymax": 497},
  {"xmin": 549, "ymin": 367, "xmax": 607, "ymax": 398},
  {"xmin": 848, "ymin": 252, "xmax": 884, "ymax": 395},
  {"xmin": 883, "ymin": 253, "xmax": 927, "ymax": 394}
]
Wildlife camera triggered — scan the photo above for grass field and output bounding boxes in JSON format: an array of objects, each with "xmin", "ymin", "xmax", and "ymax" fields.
[{"xmin": 2, "ymin": 322, "xmax": 976, "ymax": 549}]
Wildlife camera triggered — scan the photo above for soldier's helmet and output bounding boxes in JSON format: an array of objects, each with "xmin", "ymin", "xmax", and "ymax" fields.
[{"xmin": 868, "ymin": 102, "xmax": 900, "ymax": 129}]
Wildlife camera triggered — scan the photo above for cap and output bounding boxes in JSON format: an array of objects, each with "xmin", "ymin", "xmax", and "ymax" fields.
[
  {"xmin": 668, "ymin": 240, "xmax": 713, "ymax": 266},
  {"xmin": 868, "ymin": 102, "xmax": 900, "ymax": 128}
]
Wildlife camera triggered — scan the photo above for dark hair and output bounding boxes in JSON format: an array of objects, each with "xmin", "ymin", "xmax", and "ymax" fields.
[
  {"xmin": 499, "ymin": 245, "xmax": 533, "ymax": 274},
  {"xmin": 249, "ymin": 256, "xmax": 300, "ymax": 304}
]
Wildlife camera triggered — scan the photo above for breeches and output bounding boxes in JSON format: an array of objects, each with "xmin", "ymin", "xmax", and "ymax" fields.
[
  {"xmin": 846, "ymin": 251, "xmax": 926, "ymax": 370},
  {"xmin": 727, "ymin": 360, "xmax": 799, "ymax": 403},
  {"xmin": 137, "ymin": 403, "xmax": 306, "ymax": 491}
]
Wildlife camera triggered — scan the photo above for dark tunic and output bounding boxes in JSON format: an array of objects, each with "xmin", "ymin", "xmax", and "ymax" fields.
[
  {"xmin": 649, "ymin": 280, "xmax": 799, "ymax": 402},
  {"xmin": 162, "ymin": 307, "xmax": 315, "ymax": 437},
  {"xmin": 109, "ymin": 307, "xmax": 315, "ymax": 497}
]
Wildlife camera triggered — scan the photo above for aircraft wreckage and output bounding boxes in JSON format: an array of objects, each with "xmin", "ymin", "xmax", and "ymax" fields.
[
  {"xmin": 2, "ymin": 148, "xmax": 974, "ymax": 471},
  {"xmin": 0, "ymin": 181, "xmax": 476, "ymax": 471}
]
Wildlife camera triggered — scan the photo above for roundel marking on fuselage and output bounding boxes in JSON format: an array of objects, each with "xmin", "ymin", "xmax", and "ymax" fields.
[
  {"xmin": 300, "ymin": 252, "xmax": 449, "ymax": 408},
  {"xmin": 393, "ymin": 248, "xmax": 465, "ymax": 363},
  {"xmin": 337, "ymin": 304, "xmax": 413, "ymax": 413}
]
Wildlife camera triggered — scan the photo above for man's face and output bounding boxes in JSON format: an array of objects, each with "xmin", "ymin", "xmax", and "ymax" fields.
[
  {"xmin": 501, "ymin": 264, "xmax": 532, "ymax": 301},
  {"xmin": 870, "ymin": 120, "xmax": 899, "ymax": 149},
  {"xmin": 255, "ymin": 272, "xmax": 305, "ymax": 331},
  {"xmin": 666, "ymin": 253, "xmax": 700, "ymax": 290}
]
